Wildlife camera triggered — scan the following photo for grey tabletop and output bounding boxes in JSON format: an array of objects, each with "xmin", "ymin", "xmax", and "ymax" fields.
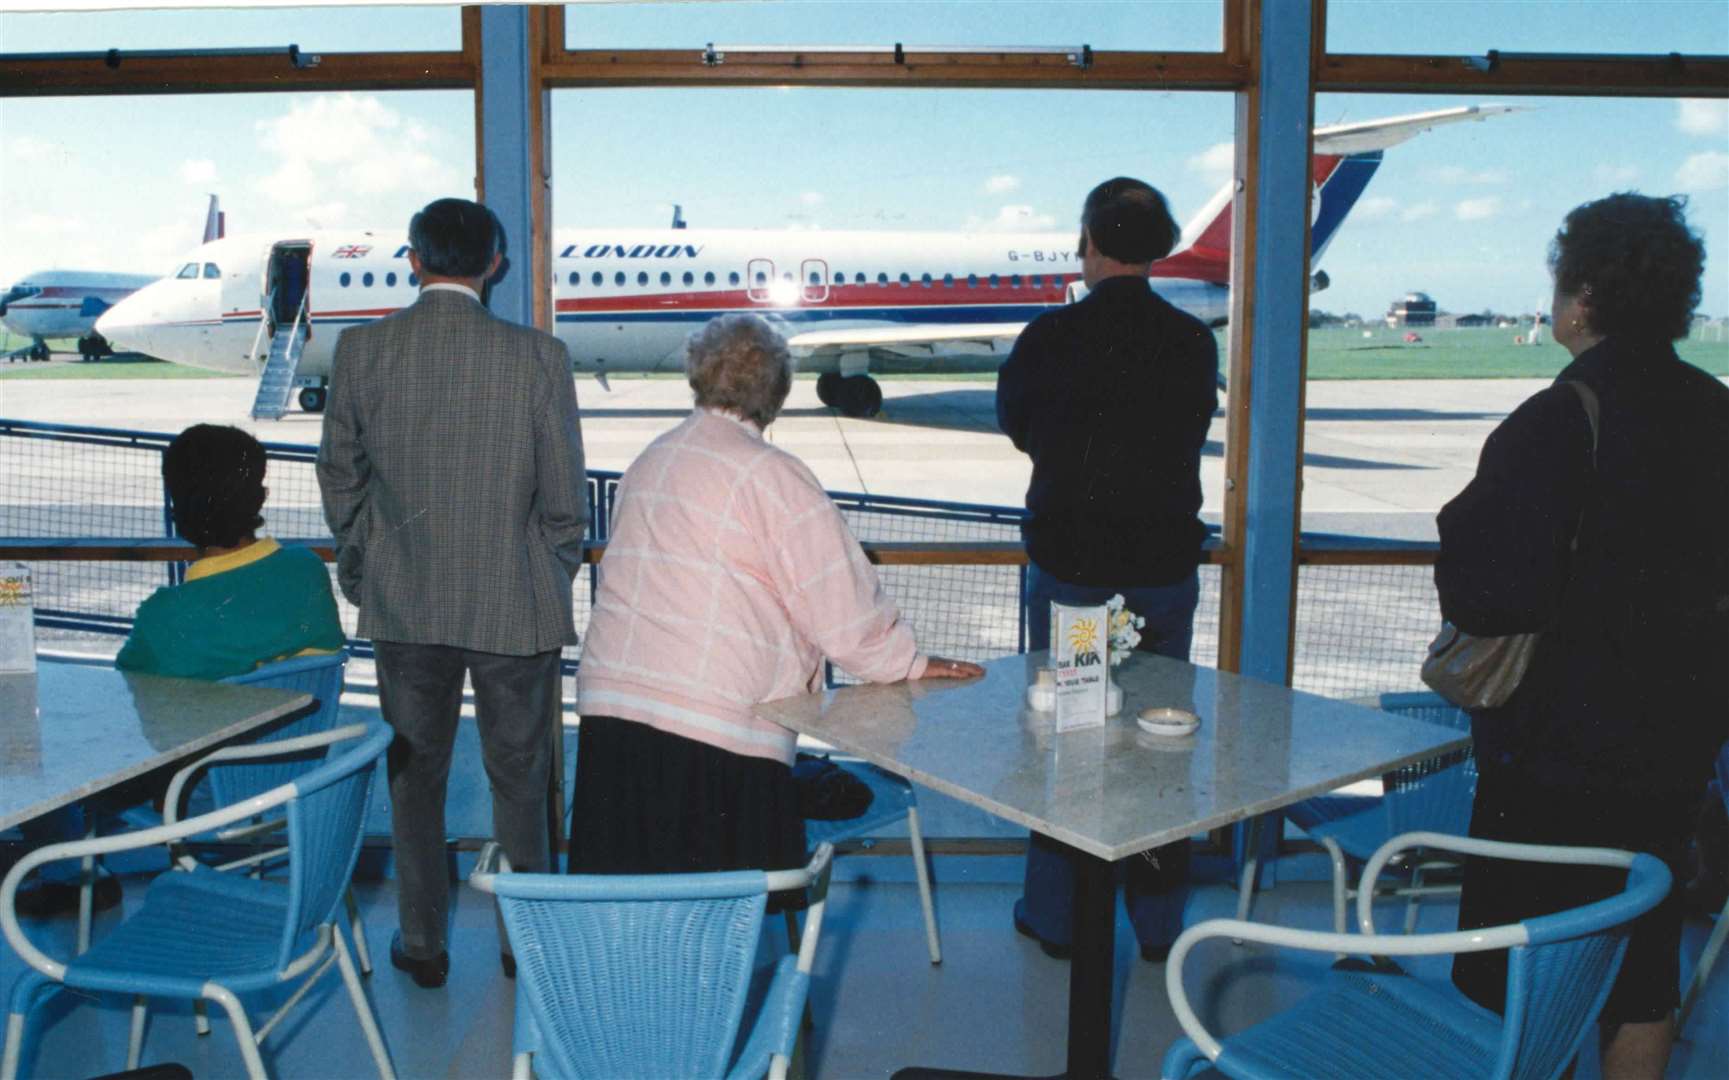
[
  {"xmin": 757, "ymin": 651, "xmax": 1471, "ymax": 862},
  {"xmin": 0, "ymin": 660, "xmax": 314, "ymax": 832}
]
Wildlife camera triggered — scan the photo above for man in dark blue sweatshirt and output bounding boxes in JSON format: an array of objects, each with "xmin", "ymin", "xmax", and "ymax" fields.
[{"xmin": 997, "ymin": 176, "xmax": 1219, "ymax": 962}]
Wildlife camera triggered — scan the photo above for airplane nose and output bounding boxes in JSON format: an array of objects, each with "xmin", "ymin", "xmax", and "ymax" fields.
[{"xmin": 94, "ymin": 293, "xmax": 152, "ymax": 354}]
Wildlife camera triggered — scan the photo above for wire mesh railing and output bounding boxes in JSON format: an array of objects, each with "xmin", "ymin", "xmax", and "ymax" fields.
[{"xmin": 2, "ymin": 417, "xmax": 1435, "ymax": 696}]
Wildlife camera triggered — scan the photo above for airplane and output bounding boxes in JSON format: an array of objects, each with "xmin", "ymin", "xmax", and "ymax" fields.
[
  {"xmin": 1, "ymin": 195, "xmax": 224, "ymax": 363},
  {"xmin": 96, "ymin": 106, "xmax": 1515, "ymax": 418}
]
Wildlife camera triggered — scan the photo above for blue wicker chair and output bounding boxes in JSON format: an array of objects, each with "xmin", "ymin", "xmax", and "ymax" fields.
[
  {"xmin": 2, "ymin": 723, "xmax": 395, "ymax": 1080},
  {"xmin": 1164, "ymin": 831, "xmax": 1671, "ymax": 1080},
  {"xmin": 471, "ymin": 842, "xmax": 834, "ymax": 1080},
  {"xmin": 1237, "ymin": 691, "xmax": 1476, "ymax": 934}
]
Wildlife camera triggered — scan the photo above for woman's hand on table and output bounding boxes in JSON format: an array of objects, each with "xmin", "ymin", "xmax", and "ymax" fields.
[{"xmin": 919, "ymin": 656, "xmax": 985, "ymax": 680}]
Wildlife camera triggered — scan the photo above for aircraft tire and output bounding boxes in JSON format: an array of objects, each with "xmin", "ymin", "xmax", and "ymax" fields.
[
  {"xmin": 815, "ymin": 371, "xmax": 842, "ymax": 408},
  {"xmin": 837, "ymin": 375, "xmax": 883, "ymax": 419},
  {"xmin": 29, "ymin": 342, "xmax": 49, "ymax": 362},
  {"xmin": 298, "ymin": 387, "xmax": 328, "ymax": 413}
]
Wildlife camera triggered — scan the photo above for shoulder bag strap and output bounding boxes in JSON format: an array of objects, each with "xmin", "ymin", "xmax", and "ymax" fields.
[{"xmin": 1559, "ymin": 380, "xmax": 1599, "ymax": 552}]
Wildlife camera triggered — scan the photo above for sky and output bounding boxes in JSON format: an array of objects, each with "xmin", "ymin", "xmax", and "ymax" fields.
[{"xmin": 0, "ymin": 1, "xmax": 1725, "ymax": 319}]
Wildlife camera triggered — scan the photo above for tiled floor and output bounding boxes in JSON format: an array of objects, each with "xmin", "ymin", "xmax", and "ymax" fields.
[{"xmin": 2, "ymin": 860, "xmax": 1723, "ymax": 1079}]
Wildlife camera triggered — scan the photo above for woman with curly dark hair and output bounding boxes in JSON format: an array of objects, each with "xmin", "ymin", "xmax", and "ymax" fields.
[{"xmin": 1438, "ymin": 193, "xmax": 1729, "ymax": 1077}]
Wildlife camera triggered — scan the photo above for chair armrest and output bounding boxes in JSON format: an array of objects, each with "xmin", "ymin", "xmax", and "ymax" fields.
[
  {"xmin": 467, "ymin": 840, "xmax": 515, "ymax": 895},
  {"xmin": 1164, "ymin": 915, "xmax": 1534, "ymax": 1065},
  {"xmin": 1, "ymin": 777, "xmax": 307, "ymax": 982},
  {"xmin": 163, "ymin": 722, "xmax": 370, "ymax": 827},
  {"xmin": 726, "ymin": 954, "xmax": 809, "ymax": 1080},
  {"xmin": 766, "ymin": 843, "xmax": 834, "ymax": 974},
  {"xmin": 1355, "ymin": 831, "xmax": 1637, "ymax": 935}
]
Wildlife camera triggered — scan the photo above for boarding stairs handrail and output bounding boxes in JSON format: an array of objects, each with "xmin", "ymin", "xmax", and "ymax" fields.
[{"xmin": 246, "ymin": 288, "xmax": 277, "ymax": 371}]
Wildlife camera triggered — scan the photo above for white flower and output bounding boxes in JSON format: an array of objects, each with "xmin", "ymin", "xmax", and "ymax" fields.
[{"xmin": 1105, "ymin": 595, "xmax": 1142, "ymax": 666}]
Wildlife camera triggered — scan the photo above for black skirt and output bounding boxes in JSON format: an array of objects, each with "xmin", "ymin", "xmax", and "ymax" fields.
[
  {"xmin": 567, "ymin": 714, "xmax": 809, "ymax": 910},
  {"xmin": 1450, "ymin": 764, "xmax": 1691, "ymax": 1026}
]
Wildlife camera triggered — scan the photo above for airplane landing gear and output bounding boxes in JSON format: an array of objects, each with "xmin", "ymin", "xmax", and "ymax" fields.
[
  {"xmin": 298, "ymin": 386, "xmax": 328, "ymax": 413},
  {"xmin": 816, "ymin": 372, "xmax": 883, "ymax": 419},
  {"xmin": 28, "ymin": 340, "xmax": 50, "ymax": 362},
  {"xmin": 75, "ymin": 334, "xmax": 111, "ymax": 362}
]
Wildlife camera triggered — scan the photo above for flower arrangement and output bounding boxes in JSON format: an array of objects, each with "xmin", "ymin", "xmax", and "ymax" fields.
[{"xmin": 1106, "ymin": 594, "xmax": 1144, "ymax": 666}]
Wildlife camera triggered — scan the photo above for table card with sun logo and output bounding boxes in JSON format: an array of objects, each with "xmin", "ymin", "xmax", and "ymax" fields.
[{"xmin": 1050, "ymin": 601, "xmax": 1109, "ymax": 732}]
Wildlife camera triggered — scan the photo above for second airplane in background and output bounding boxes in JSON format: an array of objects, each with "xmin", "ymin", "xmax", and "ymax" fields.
[{"xmin": 97, "ymin": 106, "xmax": 1515, "ymax": 419}]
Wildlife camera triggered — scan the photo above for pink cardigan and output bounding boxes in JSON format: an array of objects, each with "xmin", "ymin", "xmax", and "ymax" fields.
[{"xmin": 576, "ymin": 409, "xmax": 928, "ymax": 765}]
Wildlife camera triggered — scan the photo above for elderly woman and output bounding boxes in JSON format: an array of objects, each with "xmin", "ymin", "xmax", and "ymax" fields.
[
  {"xmin": 1439, "ymin": 193, "xmax": 1729, "ymax": 1078},
  {"xmin": 570, "ymin": 314, "xmax": 981, "ymax": 885}
]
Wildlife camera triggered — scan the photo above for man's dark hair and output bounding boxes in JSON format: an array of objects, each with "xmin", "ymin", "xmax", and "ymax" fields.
[
  {"xmin": 1548, "ymin": 192, "xmax": 1705, "ymax": 342},
  {"xmin": 407, "ymin": 197, "xmax": 505, "ymax": 279},
  {"xmin": 164, "ymin": 424, "xmax": 267, "ymax": 550},
  {"xmin": 1081, "ymin": 177, "xmax": 1180, "ymax": 265}
]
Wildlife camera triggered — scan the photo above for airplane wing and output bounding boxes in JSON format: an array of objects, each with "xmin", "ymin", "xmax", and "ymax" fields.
[
  {"xmin": 785, "ymin": 323, "xmax": 1025, "ymax": 362},
  {"xmin": 1313, "ymin": 104, "xmax": 1524, "ymax": 155}
]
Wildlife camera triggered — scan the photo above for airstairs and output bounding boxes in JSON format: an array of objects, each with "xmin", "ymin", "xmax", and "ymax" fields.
[{"xmin": 249, "ymin": 294, "xmax": 308, "ymax": 420}]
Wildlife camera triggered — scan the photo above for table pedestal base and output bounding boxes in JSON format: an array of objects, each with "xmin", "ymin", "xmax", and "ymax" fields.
[{"xmin": 892, "ymin": 845, "xmax": 1118, "ymax": 1080}]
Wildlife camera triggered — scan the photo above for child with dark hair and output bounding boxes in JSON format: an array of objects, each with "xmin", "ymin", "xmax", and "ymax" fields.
[{"xmin": 116, "ymin": 424, "xmax": 344, "ymax": 679}]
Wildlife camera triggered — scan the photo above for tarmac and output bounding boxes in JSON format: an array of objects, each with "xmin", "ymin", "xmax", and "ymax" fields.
[{"xmin": 0, "ymin": 372, "xmax": 1567, "ymax": 540}]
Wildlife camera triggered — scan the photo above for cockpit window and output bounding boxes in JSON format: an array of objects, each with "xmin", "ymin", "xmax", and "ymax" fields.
[
  {"xmin": 202, "ymin": 263, "xmax": 221, "ymax": 279},
  {"xmin": 176, "ymin": 263, "xmax": 199, "ymax": 279}
]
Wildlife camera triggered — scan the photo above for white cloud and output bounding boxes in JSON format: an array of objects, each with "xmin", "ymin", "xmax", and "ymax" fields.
[
  {"xmin": 296, "ymin": 202, "xmax": 352, "ymax": 230},
  {"xmin": 1400, "ymin": 201, "xmax": 1439, "ymax": 223},
  {"xmin": 983, "ymin": 174, "xmax": 1021, "ymax": 195},
  {"xmin": 1593, "ymin": 163, "xmax": 1640, "ymax": 185},
  {"xmin": 252, "ymin": 93, "xmax": 459, "ymax": 209},
  {"xmin": 1676, "ymin": 151, "xmax": 1729, "ymax": 193},
  {"xmin": 1676, "ymin": 99, "xmax": 1729, "ymax": 138},
  {"xmin": 800, "ymin": 191, "xmax": 825, "ymax": 206},
  {"xmin": 967, "ymin": 205, "xmax": 1058, "ymax": 232},
  {"xmin": 1356, "ymin": 195, "xmax": 1398, "ymax": 221},
  {"xmin": 10, "ymin": 135, "xmax": 74, "ymax": 170},
  {"xmin": 1431, "ymin": 165, "xmax": 1509, "ymax": 186},
  {"xmin": 1186, "ymin": 141, "xmax": 1235, "ymax": 180},
  {"xmin": 178, "ymin": 159, "xmax": 217, "ymax": 185},
  {"xmin": 1454, "ymin": 197, "xmax": 1503, "ymax": 221}
]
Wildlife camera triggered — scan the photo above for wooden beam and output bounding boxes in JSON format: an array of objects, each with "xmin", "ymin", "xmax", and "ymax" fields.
[
  {"xmin": 0, "ymin": 50, "xmax": 474, "ymax": 97},
  {"xmin": 541, "ymin": 48, "xmax": 1247, "ymax": 90},
  {"xmin": 1318, "ymin": 52, "xmax": 1729, "ymax": 96}
]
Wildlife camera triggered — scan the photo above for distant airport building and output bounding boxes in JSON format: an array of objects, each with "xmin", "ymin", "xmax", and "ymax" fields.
[{"xmin": 1385, "ymin": 291, "xmax": 1437, "ymax": 327}]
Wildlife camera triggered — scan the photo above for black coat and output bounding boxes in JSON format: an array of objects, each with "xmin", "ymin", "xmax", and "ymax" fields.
[
  {"xmin": 1436, "ymin": 337, "xmax": 1729, "ymax": 793},
  {"xmin": 995, "ymin": 275, "xmax": 1218, "ymax": 587}
]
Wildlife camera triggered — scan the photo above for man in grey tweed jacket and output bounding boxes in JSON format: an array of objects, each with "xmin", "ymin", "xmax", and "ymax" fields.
[{"xmin": 317, "ymin": 197, "xmax": 587, "ymax": 988}]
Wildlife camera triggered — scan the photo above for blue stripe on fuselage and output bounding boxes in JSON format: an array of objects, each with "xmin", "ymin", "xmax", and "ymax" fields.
[{"xmin": 553, "ymin": 303, "xmax": 1056, "ymax": 325}]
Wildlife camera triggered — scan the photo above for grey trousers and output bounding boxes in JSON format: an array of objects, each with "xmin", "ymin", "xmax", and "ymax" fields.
[{"xmin": 374, "ymin": 640, "xmax": 559, "ymax": 958}]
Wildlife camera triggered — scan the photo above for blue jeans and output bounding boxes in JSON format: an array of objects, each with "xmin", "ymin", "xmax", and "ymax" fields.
[{"xmin": 1019, "ymin": 562, "xmax": 1200, "ymax": 949}]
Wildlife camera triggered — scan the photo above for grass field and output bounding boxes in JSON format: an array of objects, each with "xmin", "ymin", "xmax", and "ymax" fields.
[
  {"xmin": 1303, "ymin": 324, "xmax": 1729, "ymax": 379},
  {"xmin": 4, "ymin": 326, "xmax": 1724, "ymax": 382}
]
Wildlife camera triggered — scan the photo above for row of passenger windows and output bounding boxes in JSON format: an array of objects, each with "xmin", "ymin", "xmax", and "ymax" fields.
[
  {"xmin": 335, "ymin": 271, "xmax": 418, "ymax": 288},
  {"xmin": 560, "ymin": 269, "xmax": 1071, "ymax": 290}
]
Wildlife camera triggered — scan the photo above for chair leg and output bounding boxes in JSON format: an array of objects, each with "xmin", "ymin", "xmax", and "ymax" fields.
[
  {"xmin": 126, "ymin": 996, "xmax": 148, "ymax": 1070},
  {"xmin": 1403, "ymin": 864, "xmax": 1426, "ymax": 934},
  {"xmin": 194, "ymin": 1000, "xmax": 211, "ymax": 1037},
  {"xmin": 334, "ymin": 921, "xmax": 396, "ymax": 1079},
  {"xmin": 205, "ymin": 985, "xmax": 269, "ymax": 1080},
  {"xmin": 1677, "ymin": 898, "xmax": 1729, "ymax": 1034},
  {"xmin": 1232, "ymin": 816, "xmax": 1263, "ymax": 943},
  {"xmin": 512, "ymin": 1052, "xmax": 533, "ymax": 1080},
  {"xmin": 905, "ymin": 805, "xmax": 941, "ymax": 965},
  {"xmin": 345, "ymin": 888, "xmax": 373, "ymax": 976},
  {"xmin": 77, "ymin": 817, "xmax": 97, "ymax": 957},
  {"xmin": 2, "ymin": 1011, "xmax": 24, "ymax": 1080},
  {"xmin": 1319, "ymin": 836, "xmax": 1349, "ymax": 935}
]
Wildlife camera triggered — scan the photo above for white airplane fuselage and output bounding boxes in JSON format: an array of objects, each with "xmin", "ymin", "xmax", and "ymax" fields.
[
  {"xmin": 2, "ymin": 269, "xmax": 158, "ymax": 344},
  {"xmin": 97, "ymin": 228, "xmax": 1229, "ymax": 380}
]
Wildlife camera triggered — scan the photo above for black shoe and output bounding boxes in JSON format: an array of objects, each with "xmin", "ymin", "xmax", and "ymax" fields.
[
  {"xmin": 15, "ymin": 876, "xmax": 122, "ymax": 919},
  {"xmin": 1012, "ymin": 900, "xmax": 1071, "ymax": 960},
  {"xmin": 1140, "ymin": 943, "xmax": 1172, "ymax": 963},
  {"xmin": 389, "ymin": 932, "xmax": 449, "ymax": 989},
  {"xmin": 501, "ymin": 952, "xmax": 516, "ymax": 979}
]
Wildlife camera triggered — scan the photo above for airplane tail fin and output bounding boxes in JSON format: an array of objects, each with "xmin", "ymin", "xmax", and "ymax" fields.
[
  {"xmin": 201, "ymin": 194, "xmax": 225, "ymax": 244},
  {"xmin": 1152, "ymin": 104, "xmax": 1519, "ymax": 284}
]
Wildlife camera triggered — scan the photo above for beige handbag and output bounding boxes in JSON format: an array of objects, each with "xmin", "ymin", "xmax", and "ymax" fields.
[{"xmin": 1422, "ymin": 381, "xmax": 1599, "ymax": 710}]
